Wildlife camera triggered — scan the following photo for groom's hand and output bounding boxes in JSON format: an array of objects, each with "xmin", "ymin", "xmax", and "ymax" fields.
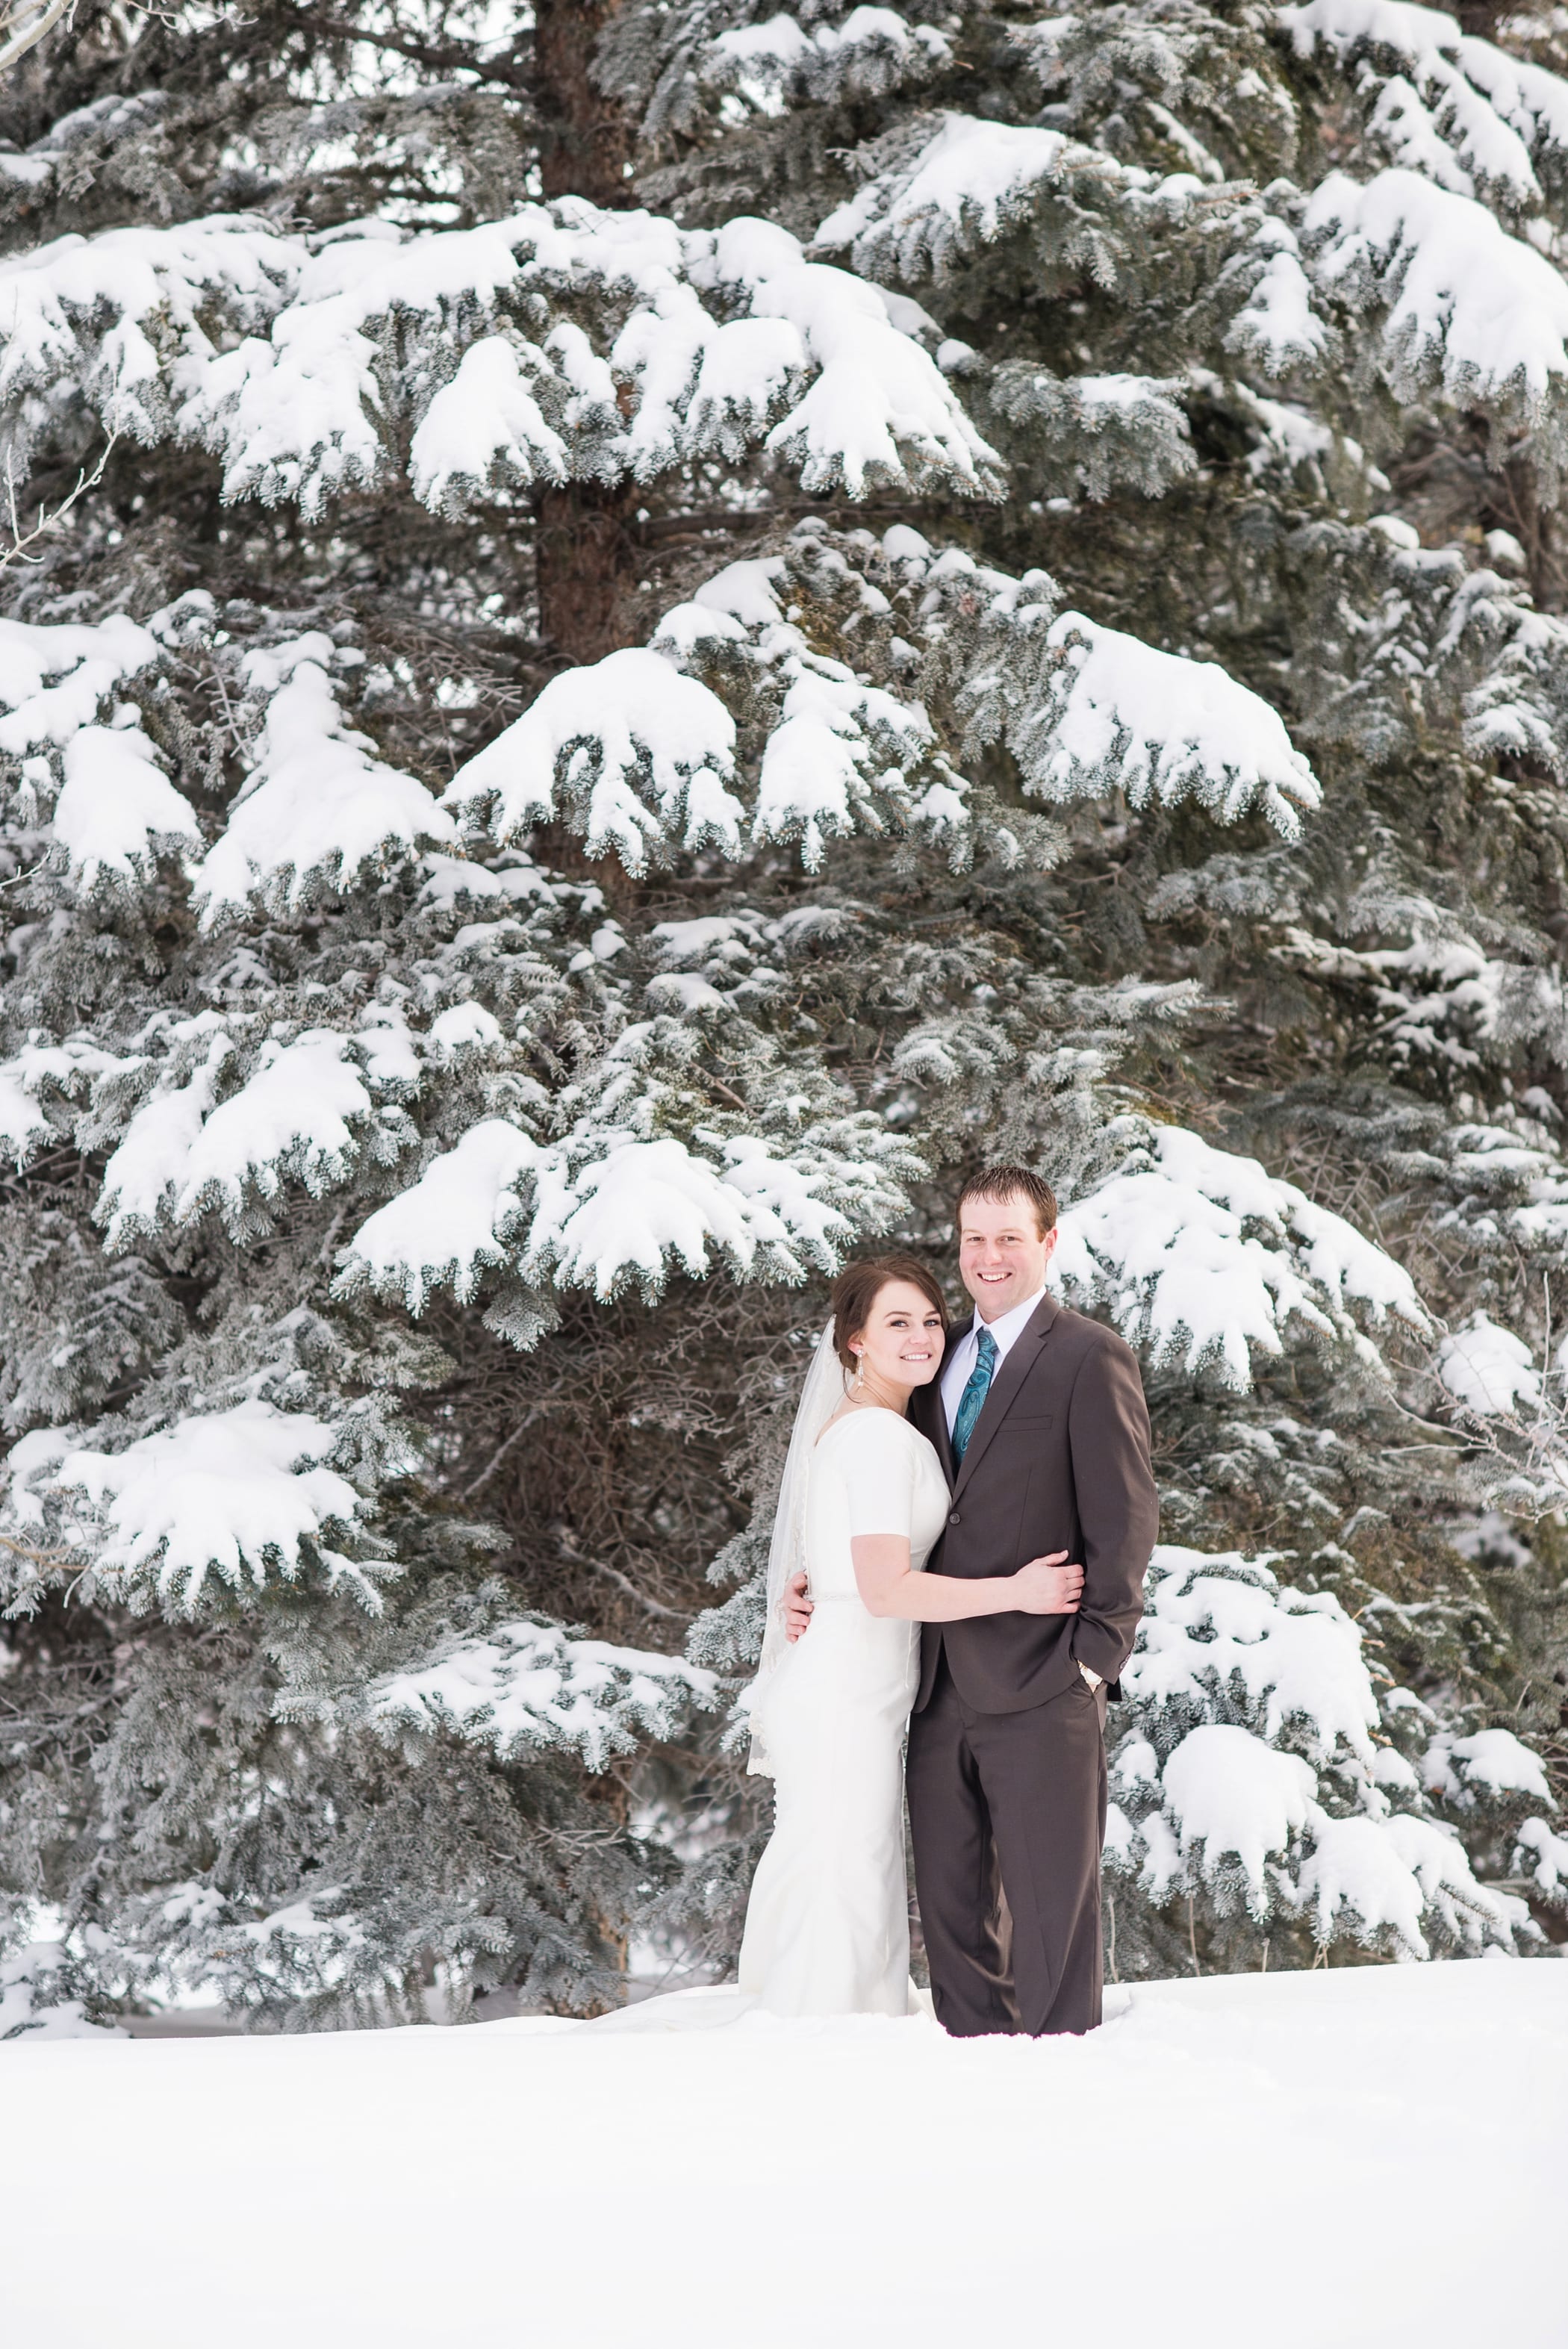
[
  {"xmin": 784, "ymin": 1570, "xmax": 814, "ymax": 1642},
  {"xmin": 1013, "ymin": 1552, "xmax": 1085, "ymax": 1615}
]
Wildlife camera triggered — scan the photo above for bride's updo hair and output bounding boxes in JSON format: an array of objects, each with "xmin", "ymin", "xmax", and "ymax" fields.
[{"xmin": 830, "ymin": 1255, "xmax": 948, "ymax": 1375}]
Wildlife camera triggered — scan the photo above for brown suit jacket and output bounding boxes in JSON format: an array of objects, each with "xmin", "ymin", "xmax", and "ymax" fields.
[{"xmin": 907, "ymin": 1293, "xmax": 1157, "ymax": 1714}]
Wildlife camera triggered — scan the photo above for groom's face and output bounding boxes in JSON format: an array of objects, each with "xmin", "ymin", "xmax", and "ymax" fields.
[{"xmin": 957, "ymin": 1192, "xmax": 1057, "ymax": 1322}]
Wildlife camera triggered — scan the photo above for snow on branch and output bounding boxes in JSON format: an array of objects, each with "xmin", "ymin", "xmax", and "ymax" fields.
[
  {"xmin": 657, "ymin": 550, "xmax": 962, "ymax": 869},
  {"xmin": 942, "ymin": 538, "xmax": 1316, "ymax": 834},
  {"xmin": 337, "ymin": 1119, "xmax": 870, "ymax": 1313},
  {"xmin": 1294, "ymin": 1809, "xmax": 1514, "ymax": 1956},
  {"xmin": 699, "ymin": 6, "xmax": 952, "ymax": 113},
  {"xmin": 447, "ymin": 557, "xmax": 964, "ymax": 877},
  {"xmin": 1282, "ymin": 0, "xmax": 1568, "ymax": 208},
  {"xmin": 1457, "ymin": 34, "xmax": 1568, "ymax": 182},
  {"xmin": 52, "ymin": 722, "xmax": 199, "ymax": 895},
  {"xmin": 0, "ymin": 1941, "xmax": 119, "ymax": 2041},
  {"xmin": 986, "ymin": 367, "xmax": 1198, "ymax": 501},
  {"xmin": 408, "ymin": 335, "xmax": 568, "ymax": 514},
  {"xmin": 657, "ymin": 526, "xmax": 1321, "ymax": 865},
  {"xmin": 811, "ymin": 109, "xmax": 1326, "ymax": 387},
  {"xmin": 1280, "ymin": 530, "xmax": 1568, "ymax": 778},
  {"xmin": 1, "ymin": 526, "xmax": 1326, "ymax": 934},
  {"xmin": 1107, "ymin": 1545, "xmax": 1531, "ymax": 1958},
  {"xmin": 0, "ymin": 0, "xmax": 72, "ymax": 75},
  {"xmin": 99, "ymin": 1030, "xmax": 374, "ymax": 1246},
  {"xmin": 1422, "ymin": 1725, "xmax": 1553, "ymax": 1808},
  {"xmin": 750, "ymin": 658, "xmax": 942, "ymax": 869},
  {"xmin": 2, "ymin": 606, "xmax": 457, "ymax": 917},
  {"xmin": 813, "ymin": 112, "xmax": 1147, "ymax": 283},
  {"xmin": 697, "ymin": 216, "xmax": 1001, "ymax": 496},
  {"xmin": 1134, "ymin": 1552, "xmax": 1382, "ymax": 1764},
  {"xmin": 0, "ymin": 197, "xmax": 999, "ymax": 514},
  {"xmin": 0, "ymin": 215, "xmax": 298, "ymax": 479},
  {"xmin": 1462, "ymin": 602, "xmax": 1568, "ymax": 771},
  {"xmin": 1054, "ymin": 1122, "xmax": 1428, "ymax": 1389},
  {"xmin": 0, "ymin": 609, "xmax": 202, "ymax": 895},
  {"xmin": 367, "ymin": 1619, "xmax": 719, "ymax": 1772},
  {"xmin": 1418, "ymin": 1290, "xmax": 1568, "ymax": 1521},
  {"xmin": 0, "ymin": 1061, "xmax": 52, "ymax": 1166},
  {"xmin": 193, "ymin": 636, "xmax": 455, "ymax": 921},
  {"xmin": 1220, "ymin": 215, "xmax": 1330, "ymax": 376},
  {"xmin": 443, "ymin": 647, "xmax": 742, "ymax": 872},
  {"xmin": 1301, "ymin": 168, "xmax": 1568, "ymax": 450},
  {"xmin": 989, "ymin": 612, "xmax": 1322, "ymax": 839},
  {"xmin": 0, "ymin": 1034, "xmax": 129, "ymax": 1167},
  {"xmin": 335, "ymin": 1119, "xmax": 536, "ymax": 1315},
  {"xmin": 0, "ymin": 609, "xmax": 158, "ymax": 755},
  {"xmin": 1515, "ymin": 1816, "xmax": 1568, "ymax": 1914},
  {"xmin": 523, "ymin": 1132, "xmax": 856, "ymax": 1298},
  {"xmin": 6, "ymin": 1399, "xmax": 392, "ymax": 1615},
  {"xmin": 1437, "ymin": 1313, "xmax": 1541, "ymax": 1415}
]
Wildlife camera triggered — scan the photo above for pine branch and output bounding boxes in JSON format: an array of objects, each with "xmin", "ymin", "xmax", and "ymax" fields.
[{"xmin": 296, "ymin": 10, "xmax": 534, "ymax": 92}]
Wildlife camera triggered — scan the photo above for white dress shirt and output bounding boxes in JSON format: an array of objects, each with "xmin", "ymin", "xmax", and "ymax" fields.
[
  {"xmin": 939, "ymin": 1284, "xmax": 1101, "ymax": 1688},
  {"xmin": 939, "ymin": 1285, "xmax": 1049, "ymax": 1434}
]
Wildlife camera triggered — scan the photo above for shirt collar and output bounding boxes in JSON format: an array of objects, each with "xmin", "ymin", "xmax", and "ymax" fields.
[{"xmin": 966, "ymin": 1284, "xmax": 1048, "ymax": 1358}]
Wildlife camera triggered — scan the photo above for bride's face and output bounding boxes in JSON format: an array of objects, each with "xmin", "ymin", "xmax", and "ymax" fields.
[{"xmin": 850, "ymin": 1281, "xmax": 946, "ymax": 1391}]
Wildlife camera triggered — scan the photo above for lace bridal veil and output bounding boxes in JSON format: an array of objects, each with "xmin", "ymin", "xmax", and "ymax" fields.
[{"xmin": 746, "ymin": 1324, "xmax": 845, "ymax": 1776}]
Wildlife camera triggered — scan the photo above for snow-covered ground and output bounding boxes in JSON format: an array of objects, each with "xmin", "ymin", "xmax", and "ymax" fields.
[{"xmin": 3, "ymin": 1960, "xmax": 1562, "ymax": 2347}]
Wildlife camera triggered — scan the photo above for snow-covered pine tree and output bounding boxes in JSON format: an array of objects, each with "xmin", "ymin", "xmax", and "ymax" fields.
[{"xmin": 1, "ymin": 0, "xmax": 1566, "ymax": 2029}]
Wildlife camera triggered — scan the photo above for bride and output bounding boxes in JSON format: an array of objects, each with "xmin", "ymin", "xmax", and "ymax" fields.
[{"xmin": 737, "ymin": 1254, "xmax": 1082, "ymax": 2018}]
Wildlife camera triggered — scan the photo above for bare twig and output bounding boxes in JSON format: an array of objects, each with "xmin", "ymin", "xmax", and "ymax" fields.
[
  {"xmin": 456, "ymin": 1411, "xmax": 543, "ymax": 1505},
  {"xmin": 0, "ymin": 0, "xmax": 71, "ymax": 71},
  {"xmin": 300, "ymin": 11, "xmax": 533, "ymax": 90},
  {"xmin": 588, "ymin": 1557, "xmax": 688, "ymax": 1623},
  {"xmin": 205, "ymin": 656, "xmax": 249, "ymax": 760},
  {"xmin": 1, "ymin": 435, "xmax": 117, "ymax": 572},
  {"xmin": 0, "ymin": 1529, "xmax": 66, "ymax": 1567}
]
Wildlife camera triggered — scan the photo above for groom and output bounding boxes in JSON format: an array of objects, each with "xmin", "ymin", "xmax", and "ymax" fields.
[{"xmin": 787, "ymin": 1165, "xmax": 1157, "ymax": 2035}]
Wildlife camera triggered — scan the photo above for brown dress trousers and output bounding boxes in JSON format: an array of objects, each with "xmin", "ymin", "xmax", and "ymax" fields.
[{"xmin": 906, "ymin": 1295, "xmax": 1157, "ymax": 2037}]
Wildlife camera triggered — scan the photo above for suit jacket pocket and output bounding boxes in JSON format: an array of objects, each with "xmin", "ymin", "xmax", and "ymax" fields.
[{"xmin": 1003, "ymin": 1413, "xmax": 1053, "ymax": 1431}]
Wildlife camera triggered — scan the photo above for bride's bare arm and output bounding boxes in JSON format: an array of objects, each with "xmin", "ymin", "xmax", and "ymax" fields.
[{"xmin": 850, "ymin": 1538, "xmax": 1083, "ymax": 1622}]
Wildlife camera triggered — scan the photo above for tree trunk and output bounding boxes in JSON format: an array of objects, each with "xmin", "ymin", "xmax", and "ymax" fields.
[
  {"xmin": 533, "ymin": 478, "xmax": 641, "ymax": 665},
  {"xmin": 529, "ymin": 0, "xmax": 641, "ymax": 662},
  {"xmin": 532, "ymin": 0, "xmax": 634, "ymax": 208}
]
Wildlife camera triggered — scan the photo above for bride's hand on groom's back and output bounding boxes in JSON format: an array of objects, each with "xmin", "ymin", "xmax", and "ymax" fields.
[
  {"xmin": 1013, "ymin": 1553, "xmax": 1084, "ymax": 1614},
  {"xmin": 784, "ymin": 1570, "xmax": 814, "ymax": 1643}
]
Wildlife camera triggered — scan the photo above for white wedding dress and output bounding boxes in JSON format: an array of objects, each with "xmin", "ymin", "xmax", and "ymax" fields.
[
  {"xmin": 737, "ymin": 1405, "xmax": 951, "ymax": 2016},
  {"xmin": 577, "ymin": 1342, "xmax": 951, "ymax": 2035}
]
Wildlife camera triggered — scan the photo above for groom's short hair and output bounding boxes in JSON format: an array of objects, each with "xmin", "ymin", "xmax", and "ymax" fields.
[{"xmin": 954, "ymin": 1165, "xmax": 1057, "ymax": 1237}]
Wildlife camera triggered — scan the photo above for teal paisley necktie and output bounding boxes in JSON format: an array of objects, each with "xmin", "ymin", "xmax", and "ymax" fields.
[{"xmin": 951, "ymin": 1326, "xmax": 998, "ymax": 1463}]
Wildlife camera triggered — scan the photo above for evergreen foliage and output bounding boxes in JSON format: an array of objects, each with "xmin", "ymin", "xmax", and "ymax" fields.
[{"xmin": 2, "ymin": 0, "xmax": 1567, "ymax": 2025}]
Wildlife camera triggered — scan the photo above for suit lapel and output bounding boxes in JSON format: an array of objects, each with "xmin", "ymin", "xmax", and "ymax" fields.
[{"xmin": 953, "ymin": 1291, "xmax": 1060, "ymax": 1499}]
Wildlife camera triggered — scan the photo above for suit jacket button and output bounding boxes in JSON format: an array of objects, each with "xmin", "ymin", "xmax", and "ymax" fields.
[{"xmin": 948, "ymin": 1510, "xmax": 961, "ymax": 1526}]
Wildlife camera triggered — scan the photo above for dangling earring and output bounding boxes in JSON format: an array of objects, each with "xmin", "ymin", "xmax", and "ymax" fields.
[{"xmin": 852, "ymin": 1348, "xmax": 866, "ymax": 1392}]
